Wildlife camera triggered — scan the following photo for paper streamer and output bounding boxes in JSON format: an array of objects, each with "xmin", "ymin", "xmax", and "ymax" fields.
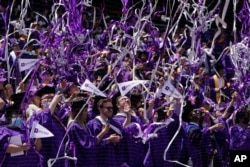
[{"xmin": 3, "ymin": 0, "xmax": 250, "ymax": 166}]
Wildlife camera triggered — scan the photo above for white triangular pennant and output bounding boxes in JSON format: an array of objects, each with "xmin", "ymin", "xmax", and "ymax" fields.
[
  {"xmin": 80, "ymin": 79, "xmax": 107, "ymax": 97},
  {"xmin": 117, "ymin": 80, "xmax": 149, "ymax": 96},
  {"xmin": 30, "ymin": 121, "xmax": 54, "ymax": 138},
  {"xmin": 161, "ymin": 80, "xmax": 182, "ymax": 98},
  {"xmin": 18, "ymin": 58, "xmax": 39, "ymax": 72}
]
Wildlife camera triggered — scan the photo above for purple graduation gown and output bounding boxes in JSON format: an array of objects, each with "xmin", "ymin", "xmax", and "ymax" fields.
[
  {"xmin": 183, "ymin": 121, "xmax": 216, "ymax": 167},
  {"xmin": 67, "ymin": 121, "xmax": 97, "ymax": 167},
  {"xmin": 229, "ymin": 124, "xmax": 250, "ymax": 151},
  {"xmin": 113, "ymin": 114, "xmax": 145, "ymax": 167},
  {"xmin": 212, "ymin": 116, "xmax": 230, "ymax": 166},
  {"xmin": 143, "ymin": 114, "xmax": 185, "ymax": 167},
  {"xmin": 30, "ymin": 109, "xmax": 67, "ymax": 167},
  {"xmin": 0, "ymin": 126, "xmax": 40, "ymax": 167},
  {"xmin": 86, "ymin": 117, "xmax": 122, "ymax": 167}
]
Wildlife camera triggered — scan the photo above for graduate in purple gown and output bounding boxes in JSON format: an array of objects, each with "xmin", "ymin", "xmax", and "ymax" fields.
[
  {"xmin": 182, "ymin": 106, "xmax": 226, "ymax": 167},
  {"xmin": 0, "ymin": 75, "xmax": 8, "ymax": 125},
  {"xmin": 29, "ymin": 86, "xmax": 67, "ymax": 167},
  {"xmin": 229, "ymin": 106, "xmax": 250, "ymax": 151},
  {"xmin": 143, "ymin": 101, "xmax": 186, "ymax": 167},
  {"xmin": 87, "ymin": 98, "xmax": 122, "ymax": 167},
  {"xmin": 210, "ymin": 92, "xmax": 237, "ymax": 167},
  {"xmin": 113, "ymin": 95, "xmax": 145, "ymax": 167},
  {"xmin": 0, "ymin": 103, "xmax": 40, "ymax": 167},
  {"xmin": 67, "ymin": 99, "xmax": 120, "ymax": 167}
]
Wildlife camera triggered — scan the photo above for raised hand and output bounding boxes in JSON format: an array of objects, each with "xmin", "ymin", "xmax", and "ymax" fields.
[{"xmin": 101, "ymin": 124, "xmax": 110, "ymax": 134}]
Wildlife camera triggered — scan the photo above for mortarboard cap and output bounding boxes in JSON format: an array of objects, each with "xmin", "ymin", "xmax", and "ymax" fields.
[
  {"xmin": 71, "ymin": 99, "xmax": 88, "ymax": 116},
  {"xmin": 35, "ymin": 86, "xmax": 55, "ymax": 98},
  {"xmin": 5, "ymin": 92, "xmax": 26, "ymax": 117},
  {"xmin": 10, "ymin": 92, "xmax": 26, "ymax": 106},
  {"xmin": 71, "ymin": 99, "xmax": 87, "ymax": 110},
  {"xmin": 5, "ymin": 105, "xmax": 22, "ymax": 118}
]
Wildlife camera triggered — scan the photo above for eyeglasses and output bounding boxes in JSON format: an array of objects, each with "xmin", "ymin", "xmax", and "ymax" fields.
[{"xmin": 102, "ymin": 106, "xmax": 113, "ymax": 110}]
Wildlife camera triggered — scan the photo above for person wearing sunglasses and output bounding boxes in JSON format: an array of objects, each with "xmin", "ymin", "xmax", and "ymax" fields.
[{"xmin": 87, "ymin": 98, "xmax": 122, "ymax": 167}]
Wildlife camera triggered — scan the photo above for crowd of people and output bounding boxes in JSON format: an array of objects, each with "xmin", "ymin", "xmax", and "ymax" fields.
[{"xmin": 0, "ymin": 0, "xmax": 250, "ymax": 167}]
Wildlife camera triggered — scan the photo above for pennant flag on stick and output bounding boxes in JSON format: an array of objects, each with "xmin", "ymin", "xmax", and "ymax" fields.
[
  {"xmin": 80, "ymin": 79, "xmax": 107, "ymax": 97},
  {"xmin": 161, "ymin": 80, "xmax": 182, "ymax": 99},
  {"xmin": 117, "ymin": 80, "xmax": 149, "ymax": 96},
  {"xmin": 18, "ymin": 58, "xmax": 39, "ymax": 72},
  {"xmin": 30, "ymin": 121, "xmax": 54, "ymax": 138}
]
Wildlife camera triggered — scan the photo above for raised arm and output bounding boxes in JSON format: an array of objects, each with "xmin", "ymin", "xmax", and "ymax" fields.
[{"xmin": 49, "ymin": 93, "xmax": 63, "ymax": 115}]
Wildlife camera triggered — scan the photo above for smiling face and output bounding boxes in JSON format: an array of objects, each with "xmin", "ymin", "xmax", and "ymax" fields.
[{"xmin": 98, "ymin": 99, "xmax": 114, "ymax": 119}]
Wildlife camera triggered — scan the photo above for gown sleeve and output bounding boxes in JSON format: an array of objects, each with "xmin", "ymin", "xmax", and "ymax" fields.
[{"xmin": 69, "ymin": 122, "xmax": 97, "ymax": 149}]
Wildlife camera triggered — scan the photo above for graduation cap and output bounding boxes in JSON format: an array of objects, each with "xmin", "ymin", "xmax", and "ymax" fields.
[
  {"xmin": 71, "ymin": 99, "xmax": 88, "ymax": 116},
  {"xmin": 71, "ymin": 99, "xmax": 87, "ymax": 110},
  {"xmin": 35, "ymin": 86, "xmax": 55, "ymax": 98},
  {"xmin": 10, "ymin": 92, "xmax": 26, "ymax": 106},
  {"xmin": 5, "ymin": 92, "xmax": 26, "ymax": 117},
  {"xmin": 4, "ymin": 105, "xmax": 22, "ymax": 119}
]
